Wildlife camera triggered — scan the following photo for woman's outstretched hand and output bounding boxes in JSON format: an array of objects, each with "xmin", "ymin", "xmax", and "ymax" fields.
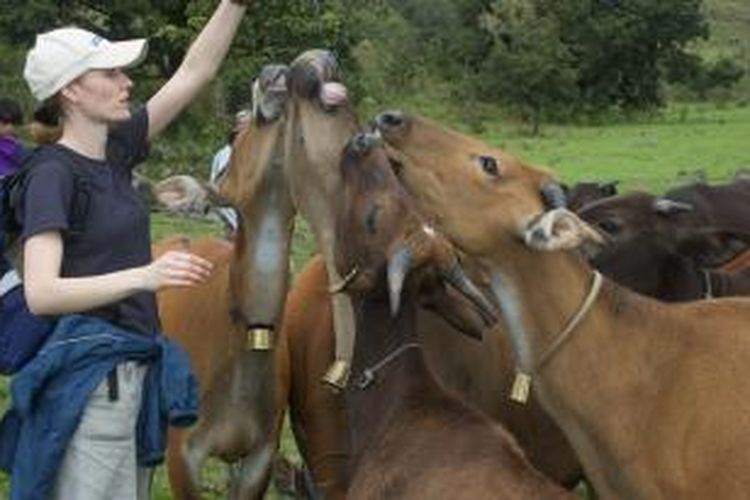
[{"xmin": 142, "ymin": 250, "xmax": 214, "ymax": 291}]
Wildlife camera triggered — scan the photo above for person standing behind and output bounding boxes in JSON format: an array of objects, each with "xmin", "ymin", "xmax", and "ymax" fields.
[
  {"xmin": 28, "ymin": 101, "xmax": 62, "ymax": 146},
  {"xmin": 6, "ymin": 1, "xmax": 252, "ymax": 499},
  {"xmin": 0, "ymin": 98, "xmax": 25, "ymax": 178}
]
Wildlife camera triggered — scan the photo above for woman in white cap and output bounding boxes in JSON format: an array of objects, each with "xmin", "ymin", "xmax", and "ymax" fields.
[{"xmin": 9, "ymin": 1, "xmax": 251, "ymax": 498}]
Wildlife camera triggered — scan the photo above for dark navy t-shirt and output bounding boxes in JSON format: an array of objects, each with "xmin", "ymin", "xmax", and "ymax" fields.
[{"xmin": 15, "ymin": 107, "xmax": 159, "ymax": 335}]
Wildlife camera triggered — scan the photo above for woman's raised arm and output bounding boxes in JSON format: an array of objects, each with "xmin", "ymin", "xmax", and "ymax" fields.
[{"xmin": 147, "ymin": 0, "xmax": 250, "ymax": 139}]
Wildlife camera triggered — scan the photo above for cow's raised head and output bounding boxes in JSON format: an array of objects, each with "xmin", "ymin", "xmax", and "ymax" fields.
[
  {"xmin": 335, "ymin": 131, "xmax": 497, "ymax": 324},
  {"xmin": 374, "ymin": 110, "xmax": 560, "ymax": 257},
  {"xmin": 286, "ymin": 49, "xmax": 358, "ymax": 167},
  {"xmin": 576, "ymin": 192, "xmax": 693, "ymax": 244},
  {"xmin": 219, "ymin": 64, "xmax": 290, "ymax": 216}
]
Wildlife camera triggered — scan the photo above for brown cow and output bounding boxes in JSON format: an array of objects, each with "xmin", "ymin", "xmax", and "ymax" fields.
[
  {"xmin": 577, "ymin": 183, "xmax": 750, "ymax": 248},
  {"xmin": 333, "ymin": 131, "xmax": 572, "ymax": 500},
  {"xmin": 584, "ymin": 227, "xmax": 750, "ymax": 301},
  {"xmin": 575, "ymin": 183, "xmax": 750, "ymax": 301},
  {"xmin": 280, "ymin": 59, "xmax": 584, "ymax": 496},
  {"xmin": 375, "ymin": 109, "xmax": 750, "ymax": 500},
  {"xmin": 155, "ymin": 64, "xmax": 294, "ymax": 499}
]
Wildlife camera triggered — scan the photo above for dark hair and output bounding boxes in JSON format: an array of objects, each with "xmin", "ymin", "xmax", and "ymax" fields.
[
  {"xmin": 32, "ymin": 99, "xmax": 61, "ymax": 127},
  {"xmin": 0, "ymin": 97, "xmax": 23, "ymax": 125}
]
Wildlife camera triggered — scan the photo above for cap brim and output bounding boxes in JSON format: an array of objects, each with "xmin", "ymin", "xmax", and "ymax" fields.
[{"xmin": 89, "ymin": 39, "xmax": 148, "ymax": 70}]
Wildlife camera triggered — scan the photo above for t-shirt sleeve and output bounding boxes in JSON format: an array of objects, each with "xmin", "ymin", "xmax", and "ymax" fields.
[
  {"xmin": 16, "ymin": 161, "xmax": 75, "ymax": 241},
  {"xmin": 107, "ymin": 105, "xmax": 150, "ymax": 170}
]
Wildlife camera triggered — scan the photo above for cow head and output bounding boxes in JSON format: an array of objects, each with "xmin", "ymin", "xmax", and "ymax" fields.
[
  {"xmin": 219, "ymin": 65, "xmax": 290, "ymax": 216},
  {"xmin": 374, "ymin": 110, "xmax": 560, "ymax": 258},
  {"xmin": 335, "ymin": 131, "xmax": 497, "ymax": 325},
  {"xmin": 576, "ymin": 191, "xmax": 693, "ymax": 244}
]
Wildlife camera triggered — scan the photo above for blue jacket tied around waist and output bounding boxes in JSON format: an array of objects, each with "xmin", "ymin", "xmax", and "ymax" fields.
[{"xmin": 0, "ymin": 314, "xmax": 199, "ymax": 500}]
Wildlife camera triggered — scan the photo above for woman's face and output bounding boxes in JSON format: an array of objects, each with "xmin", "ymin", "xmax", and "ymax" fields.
[{"xmin": 64, "ymin": 68, "xmax": 134, "ymax": 124}]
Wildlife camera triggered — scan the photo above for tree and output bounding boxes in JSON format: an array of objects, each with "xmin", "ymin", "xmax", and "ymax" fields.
[
  {"xmin": 477, "ymin": 0, "xmax": 579, "ymax": 133},
  {"xmin": 0, "ymin": 0, "xmax": 356, "ymax": 112},
  {"xmin": 551, "ymin": 0, "xmax": 709, "ymax": 111}
]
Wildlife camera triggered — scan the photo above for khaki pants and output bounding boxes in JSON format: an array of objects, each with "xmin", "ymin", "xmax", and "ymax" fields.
[{"xmin": 52, "ymin": 361, "xmax": 152, "ymax": 500}]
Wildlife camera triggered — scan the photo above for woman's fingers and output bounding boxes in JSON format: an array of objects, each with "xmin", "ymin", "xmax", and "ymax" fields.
[{"xmin": 149, "ymin": 251, "xmax": 214, "ymax": 290}]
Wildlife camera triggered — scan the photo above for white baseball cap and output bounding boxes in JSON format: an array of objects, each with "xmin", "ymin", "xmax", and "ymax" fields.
[{"xmin": 24, "ymin": 27, "xmax": 148, "ymax": 101}]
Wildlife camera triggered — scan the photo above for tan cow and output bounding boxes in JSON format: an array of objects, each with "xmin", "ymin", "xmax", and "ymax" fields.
[
  {"xmin": 332, "ymin": 131, "xmax": 573, "ymax": 500},
  {"xmin": 155, "ymin": 64, "xmax": 294, "ymax": 499},
  {"xmin": 375, "ymin": 109, "xmax": 750, "ymax": 500},
  {"xmin": 279, "ymin": 53, "xmax": 583, "ymax": 495}
]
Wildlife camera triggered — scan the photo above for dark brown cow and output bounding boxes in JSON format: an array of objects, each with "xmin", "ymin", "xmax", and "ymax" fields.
[
  {"xmin": 279, "ymin": 58, "xmax": 584, "ymax": 496},
  {"xmin": 334, "ymin": 131, "xmax": 572, "ymax": 500},
  {"xmin": 577, "ymin": 181, "xmax": 750, "ymax": 247},
  {"xmin": 375, "ymin": 109, "xmax": 750, "ymax": 500},
  {"xmin": 586, "ymin": 227, "xmax": 750, "ymax": 301},
  {"xmin": 155, "ymin": 64, "xmax": 294, "ymax": 499},
  {"xmin": 575, "ymin": 182, "xmax": 750, "ymax": 301}
]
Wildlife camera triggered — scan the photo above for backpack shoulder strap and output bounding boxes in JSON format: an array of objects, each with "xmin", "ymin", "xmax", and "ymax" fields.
[{"xmin": 4, "ymin": 146, "xmax": 93, "ymax": 243}]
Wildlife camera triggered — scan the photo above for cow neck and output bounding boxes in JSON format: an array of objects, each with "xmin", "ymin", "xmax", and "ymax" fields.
[
  {"xmin": 286, "ymin": 98, "xmax": 359, "ymax": 385},
  {"xmin": 229, "ymin": 154, "xmax": 295, "ymax": 333},
  {"xmin": 485, "ymin": 247, "xmax": 679, "ymax": 495},
  {"xmin": 345, "ymin": 285, "xmax": 438, "ymax": 470}
]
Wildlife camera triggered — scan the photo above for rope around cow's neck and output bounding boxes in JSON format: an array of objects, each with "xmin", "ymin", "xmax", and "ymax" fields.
[
  {"xmin": 357, "ymin": 342, "xmax": 422, "ymax": 390},
  {"xmin": 510, "ymin": 270, "xmax": 603, "ymax": 404}
]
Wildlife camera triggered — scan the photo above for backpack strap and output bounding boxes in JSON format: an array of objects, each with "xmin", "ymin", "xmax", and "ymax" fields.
[
  {"xmin": 4, "ymin": 146, "xmax": 92, "ymax": 244},
  {"xmin": 0, "ymin": 267, "xmax": 21, "ymax": 295}
]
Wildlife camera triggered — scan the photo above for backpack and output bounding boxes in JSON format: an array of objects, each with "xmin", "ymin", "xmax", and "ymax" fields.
[{"xmin": 0, "ymin": 148, "xmax": 91, "ymax": 375}]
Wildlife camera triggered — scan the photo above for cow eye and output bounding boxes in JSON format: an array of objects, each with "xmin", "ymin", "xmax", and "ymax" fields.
[
  {"xmin": 597, "ymin": 219, "xmax": 621, "ymax": 236},
  {"xmin": 476, "ymin": 155, "xmax": 500, "ymax": 177}
]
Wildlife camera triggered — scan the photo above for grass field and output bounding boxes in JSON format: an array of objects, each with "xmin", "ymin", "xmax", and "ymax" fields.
[{"xmin": 1, "ymin": 101, "xmax": 748, "ymax": 498}]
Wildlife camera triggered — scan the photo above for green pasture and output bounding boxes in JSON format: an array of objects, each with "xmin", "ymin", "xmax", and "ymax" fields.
[
  {"xmin": 393, "ymin": 100, "xmax": 749, "ymax": 193},
  {"xmin": 1, "ymin": 102, "xmax": 748, "ymax": 498}
]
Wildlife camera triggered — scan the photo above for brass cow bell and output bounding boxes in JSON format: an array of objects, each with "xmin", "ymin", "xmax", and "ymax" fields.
[
  {"xmin": 247, "ymin": 327, "xmax": 273, "ymax": 350},
  {"xmin": 322, "ymin": 359, "xmax": 351, "ymax": 391},
  {"xmin": 510, "ymin": 371, "xmax": 532, "ymax": 404}
]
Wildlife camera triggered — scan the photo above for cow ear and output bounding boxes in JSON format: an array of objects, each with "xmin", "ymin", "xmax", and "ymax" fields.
[
  {"xmin": 676, "ymin": 228, "xmax": 750, "ymax": 268},
  {"xmin": 524, "ymin": 208, "xmax": 607, "ymax": 252},
  {"xmin": 652, "ymin": 197, "xmax": 693, "ymax": 215}
]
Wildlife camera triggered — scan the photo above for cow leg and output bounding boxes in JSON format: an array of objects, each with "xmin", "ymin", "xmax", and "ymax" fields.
[
  {"xmin": 167, "ymin": 429, "xmax": 203, "ymax": 500},
  {"xmin": 227, "ymin": 443, "xmax": 275, "ymax": 499},
  {"xmin": 171, "ymin": 424, "xmax": 217, "ymax": 499}
]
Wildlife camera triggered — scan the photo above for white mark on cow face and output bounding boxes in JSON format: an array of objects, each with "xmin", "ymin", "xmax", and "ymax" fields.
[{"xmin": 489, "ymin": 269, "xmax": 533, "ymax": 370}]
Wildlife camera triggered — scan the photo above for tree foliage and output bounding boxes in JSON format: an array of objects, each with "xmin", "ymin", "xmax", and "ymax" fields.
[{"xmin": 0, "ymin": 0, "xmax": 744, "ymax": 138}]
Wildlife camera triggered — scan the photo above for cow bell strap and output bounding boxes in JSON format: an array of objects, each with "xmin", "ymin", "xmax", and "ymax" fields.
[
  {"xmin": 0, "ymin": 267, "xmax": 21, "ymax": 296},
  {"xmin": 510, "ymin": 271, "xmax": 603, "ymax": 404}
]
